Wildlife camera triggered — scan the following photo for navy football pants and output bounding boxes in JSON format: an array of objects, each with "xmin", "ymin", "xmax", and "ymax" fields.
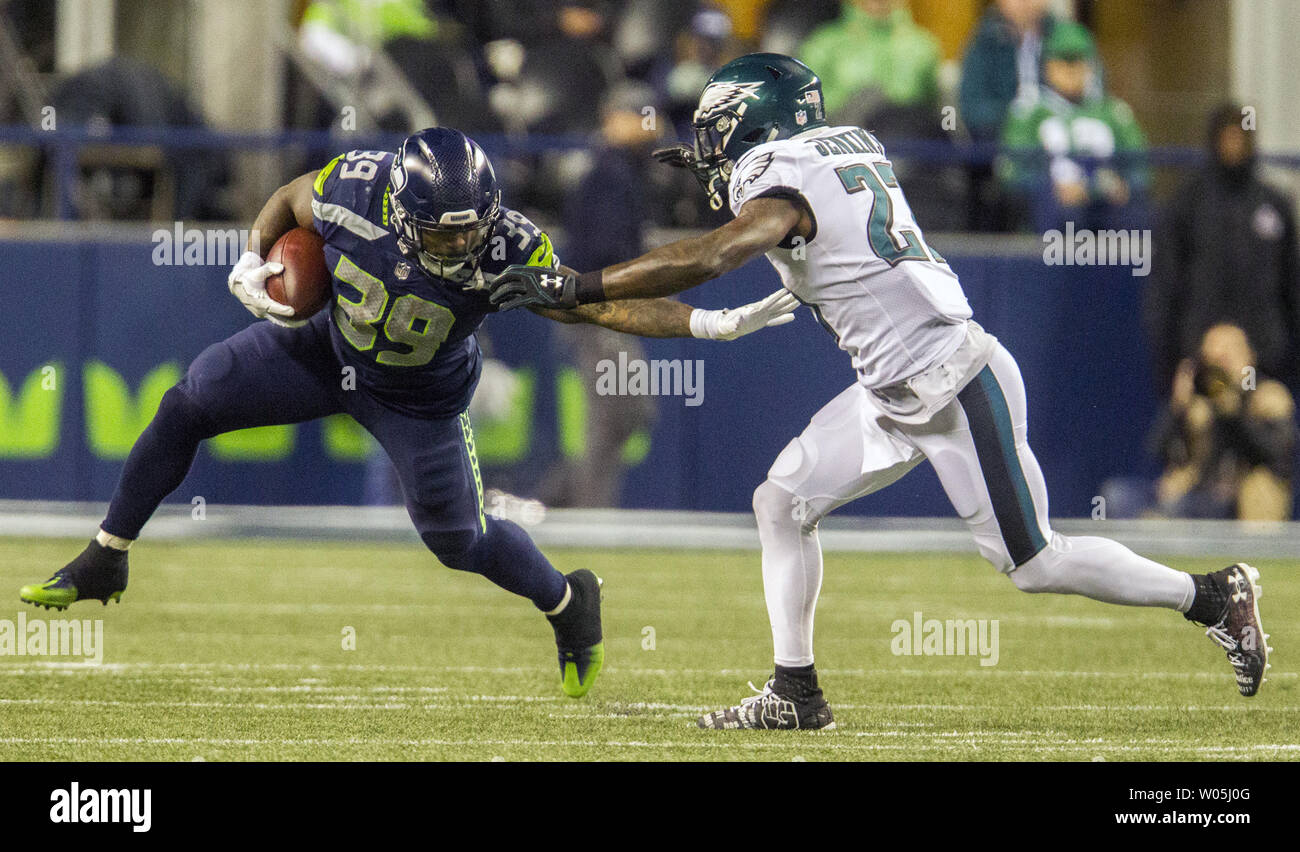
[{"xmin": 102, "ymin": 312, "xmax": 567, "ymax": 610}]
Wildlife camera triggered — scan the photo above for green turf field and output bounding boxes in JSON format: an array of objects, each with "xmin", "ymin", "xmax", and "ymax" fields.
[{"xmin": 0, "ymin": 537, "xmax": 1295, "ymax": 761}]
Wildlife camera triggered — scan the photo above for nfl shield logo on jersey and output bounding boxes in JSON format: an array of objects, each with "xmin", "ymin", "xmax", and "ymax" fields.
[{"xmin": 394, "ymin": 261, "xmax": 411, "ymax": 280}]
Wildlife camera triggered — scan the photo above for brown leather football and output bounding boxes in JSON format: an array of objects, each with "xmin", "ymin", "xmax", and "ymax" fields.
[{"xmin": 265, "ymin": 227, "xmax": 331, "ymax": 318}]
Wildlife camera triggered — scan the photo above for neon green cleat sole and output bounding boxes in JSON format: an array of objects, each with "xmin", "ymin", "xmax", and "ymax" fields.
[
  {"xmin": 549, "ymin": 569, "xmax": 604, "ymax": 698},
  {"xmin": 19, "ymin": 540, "xmax": 130, "ymax": 610},
  {"xmin": 20, "ymin": 579, "xmax": 123, "ymax": 611},
  {"xmin": 560, "ymin": 641, "xmax": 604, "ymax": 698}
]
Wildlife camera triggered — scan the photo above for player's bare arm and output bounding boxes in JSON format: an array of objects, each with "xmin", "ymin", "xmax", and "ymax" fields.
[
  {"xmin": 528, "ymin": 264, "xmax": 800, "ymax": 340},
  {"xmin": 596, "ymin": 197, "xmax": 807, "ymax": 301},
  {"xmin": 529, "ymin": 297, "xmax": 694, "ymax": 338},
  {"xmin": 491, "ymin": 197, "xmax": 806, "ymax": 311},
  {"xmin": 247, "ymin": 170, "xmax": 319, "ymax": 254}
]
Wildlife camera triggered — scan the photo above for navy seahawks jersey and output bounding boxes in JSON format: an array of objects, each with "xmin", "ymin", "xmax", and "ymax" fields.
[{"xmin": 310, "ymin": 149, "xmax": 559, "ymax": 418}]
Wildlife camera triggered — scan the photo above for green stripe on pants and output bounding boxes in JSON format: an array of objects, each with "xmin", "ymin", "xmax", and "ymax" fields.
[{"xmin": 460, "ymin": 411, "xmax": 486, "ymax": 533}]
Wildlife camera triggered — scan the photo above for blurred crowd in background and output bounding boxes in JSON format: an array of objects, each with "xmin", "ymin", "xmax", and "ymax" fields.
[
  {"xmin": 4, "ymin": 0, "xmax": 1287, "ymax": 231},
  {"xmin": 0, "ymin": 0, "xmax": 1296, "ymax": 521}
]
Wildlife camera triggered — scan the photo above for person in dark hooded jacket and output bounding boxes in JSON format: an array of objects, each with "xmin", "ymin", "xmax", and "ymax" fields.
[{"xmin": 1145, "ymin": 103, "xmax": 1300, "ymax": 395}]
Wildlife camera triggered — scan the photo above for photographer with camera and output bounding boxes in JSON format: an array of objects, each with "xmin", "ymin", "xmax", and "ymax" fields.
[{"xmin": 1153, "ymin": 324, "xmax": 1295, "ymax": 521}]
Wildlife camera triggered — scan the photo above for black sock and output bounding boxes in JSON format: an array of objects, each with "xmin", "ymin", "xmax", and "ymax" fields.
[
  {"xmin": 774, "ymin": 663, "xmax": 821, "ymax": 700},
  {"xmin": 63, "ymin": 539, "xmax": 128, "ymax": 599},
  {"xmin": 83, "ymin": 540, "xmax": 126, "ymax": 563},
  {"xmin": 547, "ymin": 573, "xmax": 600, "ymax": 647},
  {"xmin": 1184, "ymin": 574, "xmax": 1228, "ymax": 625},
  {"xmin": 547, "ymin": 579, "xmax": 581, "ymax": 627}
]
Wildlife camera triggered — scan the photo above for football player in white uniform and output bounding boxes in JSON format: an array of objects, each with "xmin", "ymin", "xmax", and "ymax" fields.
[{"xmin": 491, "ymin": 54, "xmax": 1270, "ymax": 729}]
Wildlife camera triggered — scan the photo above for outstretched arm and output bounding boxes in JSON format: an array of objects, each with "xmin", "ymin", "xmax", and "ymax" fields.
[
  {"xmin": 597, "ymin": 197, "xmax": 803, "ymax": 300},
  {"xmin": 491, "ymin": 197, "xmax": 808, "ymax": 310},
  {"xmin": 530, "ymin": 266, "xmax": 799, "ymax": 340},
  {"xmin": 529, "ymin": 298, "xmax": 693, "ymax": 338}
]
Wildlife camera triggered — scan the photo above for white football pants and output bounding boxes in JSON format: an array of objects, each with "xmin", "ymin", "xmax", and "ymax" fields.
[{"xmin": 754, "ymin": 343, "xmax": 1196, "ymax": 667}]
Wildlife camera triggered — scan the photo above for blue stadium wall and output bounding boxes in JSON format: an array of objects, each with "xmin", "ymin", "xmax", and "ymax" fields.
[{"xmin": 0, "ymin": 230, "xmax": 1162, "ymax": 517}]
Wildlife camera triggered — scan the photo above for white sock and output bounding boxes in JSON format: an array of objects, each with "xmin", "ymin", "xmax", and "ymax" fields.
[
  {"xmin": 544, "ymin": 581, "xmax": 572, "ymax": 617},
  {"xmin": 755, "ymin": 483, "xmax": 823, "ymax": 667},
  {"xmin": 1011, "ymin": 534, "xmax": 1195, "ymax": 610},
  {"xmin": 96, "ymin": 529, "xmax": 134, "ymax": 552}
]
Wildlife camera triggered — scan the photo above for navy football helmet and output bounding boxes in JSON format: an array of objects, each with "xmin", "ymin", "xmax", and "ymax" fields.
[{"xmin": 388, "ymin": 127, "xmax": 501, "ymax": 281}]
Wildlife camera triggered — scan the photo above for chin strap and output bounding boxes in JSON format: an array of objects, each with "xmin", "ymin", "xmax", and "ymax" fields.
[{"xmin": 420, "ymin": 254, "xmax": 465, "ymax": 278}]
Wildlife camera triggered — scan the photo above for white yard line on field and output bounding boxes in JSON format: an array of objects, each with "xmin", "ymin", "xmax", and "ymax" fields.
[
  {"xmin": 0, "ymin": 661, "xmax": 1294, "ymax": 681},
  {"xmin": 3, "ymin": 695, "xmax": 1294, "ymax": 717},
  {"xmin": 0, "ymin": 735, "xmax": 1296, "ymax": 757}
]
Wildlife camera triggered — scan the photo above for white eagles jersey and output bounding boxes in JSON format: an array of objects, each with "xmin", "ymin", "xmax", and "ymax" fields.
[{"xmin": 728, "ymin": 125, "xmax": 972, "ymax": 390}]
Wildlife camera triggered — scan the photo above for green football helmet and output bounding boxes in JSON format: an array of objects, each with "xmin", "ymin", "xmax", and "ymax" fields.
[{"xmin": 684, "ymin": 53, "xmax": 827, "ymax": 209}]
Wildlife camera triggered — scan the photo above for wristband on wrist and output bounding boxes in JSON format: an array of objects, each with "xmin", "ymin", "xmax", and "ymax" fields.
[
  {"xmin": 689, "ymin": 308, "xmax": 712, "ymax": 339},
  {"xmin": 575, "ymin": 269, "xmax": 606, "ymax": 305}
]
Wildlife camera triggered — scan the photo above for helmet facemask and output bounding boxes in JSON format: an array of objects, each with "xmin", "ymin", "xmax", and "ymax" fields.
[
  {"xmin": 690, "ymin": 106, "xmax": 778, "ymax": 211},
  {"xmin": 391, "ymin": 191, "xmax": 499, "ymax": 282},
  {"xmin": 690, "ymin": 112, "xmax": 737, "ymax": 211}
]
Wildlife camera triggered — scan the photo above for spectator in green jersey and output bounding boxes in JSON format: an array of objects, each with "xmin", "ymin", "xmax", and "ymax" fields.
[
  {"xmin": 997, "ymin": 21, "xmax": 1149, "ymax": 233},
  {"xmin": 799, "ymin": 0, "xmax": 941, "ymax": 130}
]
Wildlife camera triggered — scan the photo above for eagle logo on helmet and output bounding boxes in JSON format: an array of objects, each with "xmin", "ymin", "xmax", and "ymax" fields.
[{"xmin": 695, "ymin": 80, "xmax": 765, "ymax": 122}]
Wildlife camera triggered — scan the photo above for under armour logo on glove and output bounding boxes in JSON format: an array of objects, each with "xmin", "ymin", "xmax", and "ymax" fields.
[
  {"xmin": 489, "ymin": 264, "xmax": 578, "ymax": 311},
  {"xmin": 538, "ymin": 274, "xmax": 567, "ymax": 295}
]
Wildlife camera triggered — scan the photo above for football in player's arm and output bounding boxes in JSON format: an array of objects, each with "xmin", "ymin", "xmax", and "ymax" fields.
[
  {"xmin": 18, "ymin": 126, "xmax": 801, "ymax": 705},
  {"xmin": 230, "ymin": 166, "xmax": 800, "ymax": 341}
]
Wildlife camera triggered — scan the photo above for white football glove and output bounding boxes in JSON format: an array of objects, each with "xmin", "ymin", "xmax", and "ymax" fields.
[
  {"xmin": 689, "ymin": 288, "xmax": 800, "ymax": 341},
  {"xmin": 227, "ymin": 250, "xmax": 305, "ymax": 328}
]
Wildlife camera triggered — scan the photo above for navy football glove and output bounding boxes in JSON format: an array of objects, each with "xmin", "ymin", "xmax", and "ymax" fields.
[{"xmin": 490, "ymin": 265, "xmax": 578, "ymax": 311}]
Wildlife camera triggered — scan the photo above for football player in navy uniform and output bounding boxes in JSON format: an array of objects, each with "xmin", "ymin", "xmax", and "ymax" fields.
[{"xmin": 19, "ymin": 127, "xmax": 798, "ymax": 698}]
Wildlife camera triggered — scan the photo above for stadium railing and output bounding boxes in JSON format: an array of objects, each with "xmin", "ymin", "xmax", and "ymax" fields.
[{"xmin": 2, "ymin": 125, "xmax": 1299, "ymax": 220}]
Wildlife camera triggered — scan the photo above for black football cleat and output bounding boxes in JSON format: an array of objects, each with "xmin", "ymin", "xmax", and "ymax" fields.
[
  {"xmin": 698, "ymin": 676, "xmax": 836, "ymax": 730},
  {"xmin": 546, "ymin": 569, "xmax": 603, "ymax": 698},
  {"xmin": 19, "ymin": 539, "xmax": 128, "ymax": 610},
  {"xmin": 1200, "ymin": 563, "xmax": 1271, "ymax": 697}
]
